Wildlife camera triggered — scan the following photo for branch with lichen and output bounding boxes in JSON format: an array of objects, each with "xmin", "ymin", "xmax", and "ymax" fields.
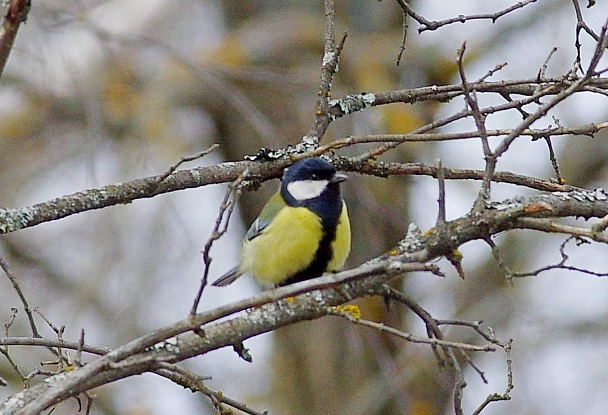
[{"xmin": 3, "ymin": 188, "xmax": 608, "ymax": 413}]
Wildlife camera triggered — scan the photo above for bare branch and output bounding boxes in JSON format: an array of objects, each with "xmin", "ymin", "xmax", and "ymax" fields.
[
  {"xmin": 306, "ymin": 0, "xmax": 348, "ymax": 143},
  {"xmin": 457, "ymin": 42, "xmax": 494, "ymax": 210},
  {"xmin": 538, "ymin": 47, "xmax": 559, "ymax": 80},
  {"xmin": 3, "ymin": 186, "xmax": 608, "ymax": 412},
  {"xmin": 0, "ymin": 159, "xmax": 290, "ymax": 235},
  {"xmin": 515, "ymin": 217, "xmax": 608, "ymax": 244},
  {"xmin": 190, "ymin": 169, "xmax": 248, "ymax": 315},
  {"xmin": 509, "ymin": 235, "xmax": 608, "ymax": 278},
  {"xmin": 0, "ymin": 337, "xmax": 108, "ymax": 355},
  {"xmin": 156, "ymin": 144, "xmax": 220, "ymax": 186},
  {"xmin": 435, "ymin": 159, "xmax": 446, "ymax": 226},
  {"xmin": 328, "ymin": 77, "xmax": 608, "ymax": 120},
  {"xmin": 0, "ymin": 256, "xmax": 40, "ymax": 338},
  {"xmin": 336, "ymin": 122, "xmax": 608, "ymax": 145},
  {"xmin": 328, "ymin": 308, "xmax": 495, "ymax": 352},
  {"xmin": 154, "ymin": 363, "xmax": 267, "ymax": 415},
  {"xmin": 471, "ymin": 340, "xmax": 514, "ymax": 415},
  {"xmin": 4, "ymin": 141, "xmax": 597, "ymax": 237},
  {"xmin": 485, "ymin": 237, "xmax": 515, "ymax": 281},
  {"xmin": 0, "ymin": 0, "xmax": 31, "ymax": 78},
  {"xmin": 542, "ymin": 134, "xmax": 564, "ymax": 184},
  {"xmin": 395, "ymin": 0, "xmax": 538, "ymax": 33},
  {"xmin": 396, "ymin": 5, "xmax": 409, "ymax": 66}
]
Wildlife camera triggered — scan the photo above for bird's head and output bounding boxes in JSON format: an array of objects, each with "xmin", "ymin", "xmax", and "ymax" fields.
[{"xmin": 281, "ymin": 157, "xmax": 347, "ymax": 206}]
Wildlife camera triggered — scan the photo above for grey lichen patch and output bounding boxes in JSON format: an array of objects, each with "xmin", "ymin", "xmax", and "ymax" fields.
[
  {"xmin": 189, "ymin": 168, "xmax": 202, "ymax": 184},
  {"xmin": 147, "ymin": 337, "xmax": 181, "ymax": 354},
  {"xmin": 244, "ymin": 147, "xmax": 289, "ymax": 161},
  {"xmin": 328, "ymin": 92, "xmax": 376, "ymax": 119},
  {"xmin": 43, "ymin": 371, "xmax": 69, "ymax": 383},
  {"xmin": 593, "ymin": 188, "xmax": 608, "ymax": 200},
  {"xmin": 77, "ymin": 188, "xmax": 111, "ymax": 208},
  {"xmin": 487, "ymin": 199, "xmax": 525, "ymax": 211},
  {"xmin": 243, "ymin": 136, "xmax": 323, "ymax": 163},
  {"xmin": 294, "ymin": 136, "xmax": 319, "ymax": 153},
  {"xmin": 322, "ymin": 51, "xmax": 336, "ymax": 67},
  {"xmin": 396, "ymin": 223, "xmax": 424, "ymax": 253},
  {"xmin": 552, "ymin": 188, "xmax": 608, "ymax": 202},
  {"xmin": 2, "ymin": 393, "xmax": 27, "ymax": 411},
  {"xmin": 0, "ymin": 206, "xmax": 39, "ymax": 234}
]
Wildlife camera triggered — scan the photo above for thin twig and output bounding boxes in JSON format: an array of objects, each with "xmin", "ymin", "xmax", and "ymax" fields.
[
  {"xmin": 396, "ymin": 5, "xmax": 409, "ymax": 66},
  {"xmin": 383, "ymin": 287, "xmax": 489, "ymax": 385},
  {"xmin": 0, "ymin": 345, "xmax": 25, "ymax": 381},
  {"xmin": 484, "ymin": 237, "xmax": 515, "ymax": 282},
  {"xmin": 471, "ymin": 339, "xmax": 513, "ymax": 415},
  {"xmin": 0, "ymin": 256, "xmax": 41, "ymax": 338},
  {"xmin": 585, "ymin": 16, "xmax": 608, "ymax": 76},
  {"xmin": 327, "ymin": 122, "xmax": 608, "ymax": 146},
  {"xmin": 156, "ymin": 144, "xmax": 220, "ymax": 185},
  {"xmin": 350, "ymin": 82, "xmax": 560, "ymax": 162},
  {"xmin": 543, "ymin": 135, "xmax": 564, "ymax": 184},
  {"xmin": 33, "ymin": 308, "xmax": 68, "ymax": 361},
  {"xmin": 75, "ymin": 329, "xmax": 86, "ymax": 367},
  {"xmin": 0, "ymin": 336, "xmax": 108, "ymax": 355},
  {"xmin": 457, "ymin": 42, "xmax": 493, "ymax": 211},
  {"xmin": 155, "ymin": 362, "xmax": 268, "ymax": 415},
  {"xmin": 395, "ymin": 0, "xmax": 538, "ymax": 33},
  {"xmin": 435, "ymin": 159, "xmax": 446, "ymax": 226},
  {"xmin": 329, "ymin": 308, "xmax": 495, "ymax": 352},
  {"xmin": 509, "ymin": 235, "xmax": 608, "ymax": 278},
  {"xmin": 475, "ymin": 62, "xmax": 508, "ymax": 83},
  {"xmin": 307, "ymin": 0, "xmax": 347, "ymax": 141},
  {"xmin": 492, "ymin": 74, "xmax": 594, "ymax": 159},
  {"xmin": 515, "ymin": 217, "xmax": 608, "ymax": 244},
  {"xmin": 3, "ymin": 307, "xmax": 17, "ymax": 336},
  {"xmin": 190, "ymin": 169, "xmax": 249, "ymax": 315},
  {"xmin": 537, "ymin": 47, "xmax": 559, "ymax": 80}
]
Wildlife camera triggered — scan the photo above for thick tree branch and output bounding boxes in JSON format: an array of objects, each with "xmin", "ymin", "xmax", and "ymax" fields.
[
  {"xmin": 3, "ymin": 188, "xmax": 608, "ymax": 414},
  {"xmin": 1, "ymin": 154, "xmax": 584, "ymax": 236},
  {"xmin": 0, "ymin": 159, "xmax": 290, "ymax": 235},
  {"xmin": 328, "ymin": 77, "xmax": 608, "ymax": 120}
]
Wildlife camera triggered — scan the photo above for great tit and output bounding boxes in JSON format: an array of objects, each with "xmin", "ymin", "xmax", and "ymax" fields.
[{"xmin": 212, "ymin": 157, "xmax": 351, "ymax": 288}]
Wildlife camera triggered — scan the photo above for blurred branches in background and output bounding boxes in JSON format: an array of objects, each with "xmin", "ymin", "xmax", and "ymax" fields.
[{"xmin": 2, "ymin": 0, "xmax": 608, "ymax": 415}]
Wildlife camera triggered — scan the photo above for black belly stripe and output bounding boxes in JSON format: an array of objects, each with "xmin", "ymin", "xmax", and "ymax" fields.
[{"xmin": 280, "ymin": 224, "xmax": 337, "ymax": 286}]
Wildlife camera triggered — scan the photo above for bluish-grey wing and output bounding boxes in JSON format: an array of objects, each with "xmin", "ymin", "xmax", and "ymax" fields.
[
  {"xmin": 211, "ymin": 266, "xmax": 242, "ymax": 287},
  {"xmin": 213, "ymin": 191, "xmax": 286, "ymax": 287},
  {"xmin": 245, "ymin": 191, "xmax": 286, "ymax": 241}
]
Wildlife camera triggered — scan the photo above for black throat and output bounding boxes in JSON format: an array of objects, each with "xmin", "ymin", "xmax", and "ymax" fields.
[{"xmin": 279, "ymin": 182, "xmax": 342, "ymax": 286}]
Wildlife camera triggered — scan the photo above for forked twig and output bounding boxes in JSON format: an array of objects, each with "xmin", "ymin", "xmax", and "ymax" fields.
[
  {"xmin": 457, "ymin": 42, "xmax": 494, "ymax": 211},
  {"xmin": 190, "ymin": 169, "xmax": 249, "ymax": 315},
  {"xmin": 156, "ymin": 144, "xmax": 220, "ymax": 185},
  {"xmin": 0, "ymin": 256, "xmax": 41, "ymax": 338}
]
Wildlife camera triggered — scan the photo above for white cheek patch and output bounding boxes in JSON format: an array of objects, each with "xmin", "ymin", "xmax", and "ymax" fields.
[{"xmin": 286, "ymin": 179, "xmax": 328, "ymax": 201}]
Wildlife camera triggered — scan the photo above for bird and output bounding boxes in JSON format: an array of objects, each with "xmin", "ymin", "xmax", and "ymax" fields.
[{"xmin": 212, "ymin": 157, "xmax": 351, "ymax": 288}]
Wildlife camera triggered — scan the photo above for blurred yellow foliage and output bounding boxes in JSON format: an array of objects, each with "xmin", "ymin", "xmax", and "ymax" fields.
[
  {"xmin": 207, "ymin": 34, "xmax": 249, "ymax": 67},
  {"xmin": 383, "ymin": 104, "xmax": 424, "ymax": 134},
  {"xmin": 0, "ymin": 106, "xmax": 42, "ymax": 139},
  {"xmin": 101, "ymin": 63, "xmax": 142, "ymax": 127}
]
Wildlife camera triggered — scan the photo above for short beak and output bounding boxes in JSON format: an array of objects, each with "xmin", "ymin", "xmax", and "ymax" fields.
[{"xmin": 331, "ymin": 172, "xmax": 348, "ymax": 183}]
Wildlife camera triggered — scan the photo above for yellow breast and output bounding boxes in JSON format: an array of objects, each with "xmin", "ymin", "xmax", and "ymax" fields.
[
  {"xmin": 328, "ymin": 202, "xmax": 351, "ymax": 271},
  {"xmin": 240, "ymin": 202, "xmax": 351, "ymax": 286}
]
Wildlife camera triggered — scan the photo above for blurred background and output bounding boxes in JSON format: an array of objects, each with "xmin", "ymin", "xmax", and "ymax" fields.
[{"xmin": 2, "ymin": 0, "xmax": 608, "ymax": 414}]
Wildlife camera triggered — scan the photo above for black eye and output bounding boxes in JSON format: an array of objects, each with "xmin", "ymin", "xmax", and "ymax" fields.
[{"xmin": 310, "ymin": 173, "xmax": 319, "ymax": 180}]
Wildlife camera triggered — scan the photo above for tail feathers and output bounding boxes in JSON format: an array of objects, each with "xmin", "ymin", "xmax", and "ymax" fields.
[{"xmin": 211, "ymin": 266, "xmax": 242, "ymax": 287}]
